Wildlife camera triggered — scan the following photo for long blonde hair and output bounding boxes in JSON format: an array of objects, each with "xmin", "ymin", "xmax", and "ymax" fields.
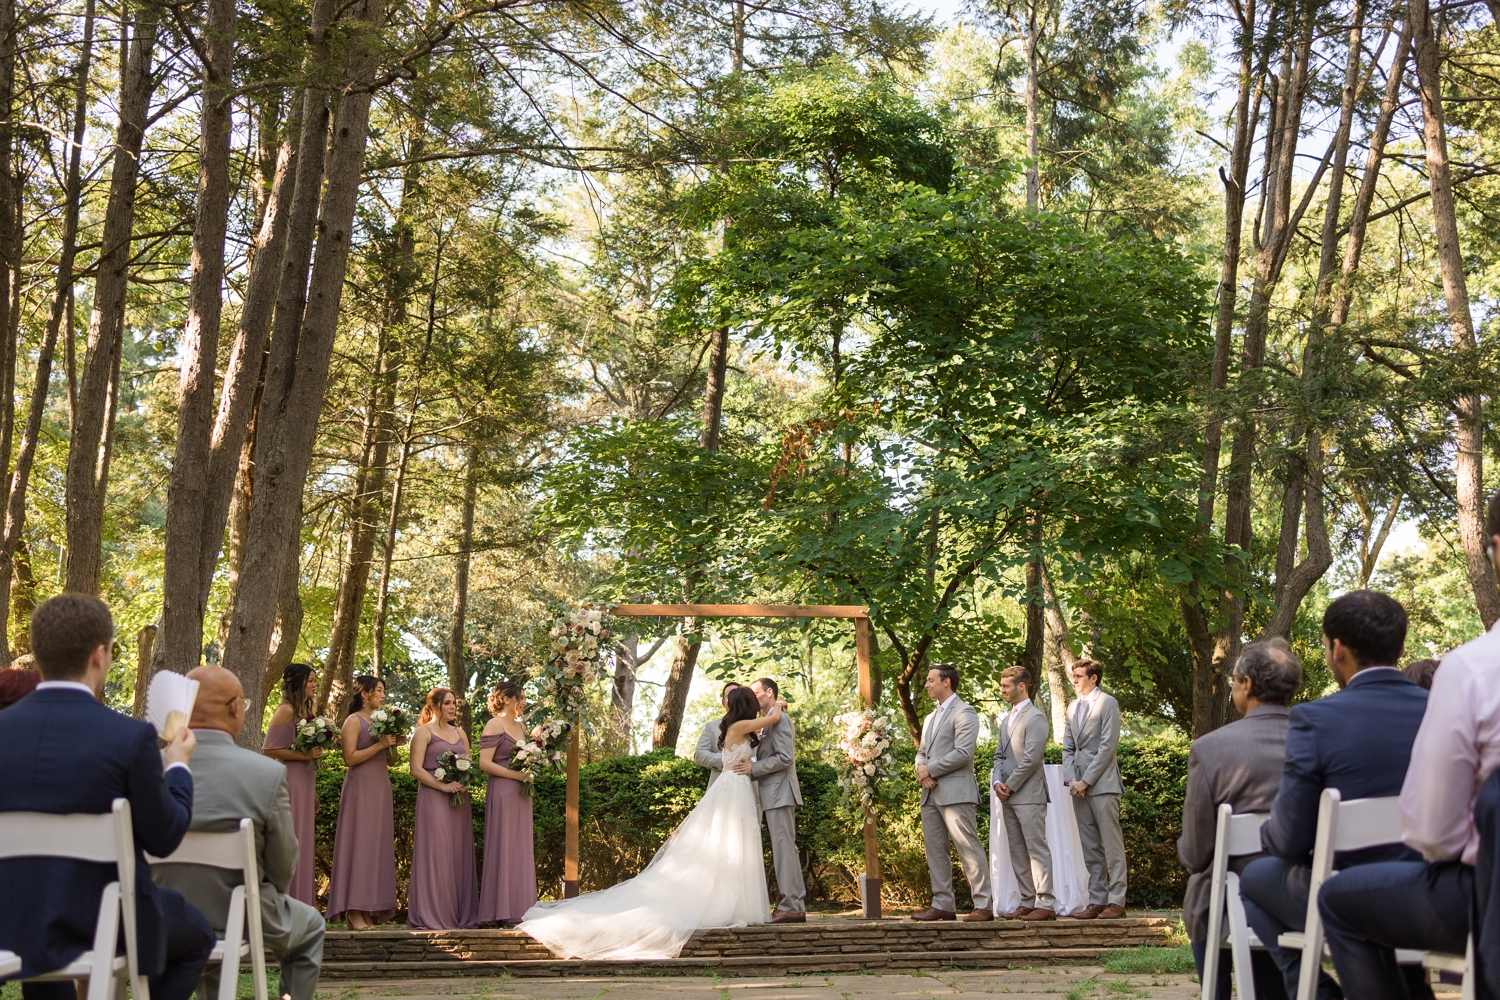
[{"xmin": 420, "ymin": 687, "xmax": 455, "ymax": 726}]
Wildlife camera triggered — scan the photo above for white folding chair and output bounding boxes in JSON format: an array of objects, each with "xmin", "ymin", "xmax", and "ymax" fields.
[
  {"xmin": 0, "ymin": 949, "xmax": 22, "ymax": 977},
  {"xmin": 0, "ymin": 798, "xmax": 149, "ymax": 1000},
  {"xmin": 1278, "ymin": 790, "xmax": 1430, "ymax": 1000},
  {"xmin": 1422, "ymin": 934, "xmax": 1475, "ymax": 1000},
  {"xmin": 148, "ymin": 819, "xmax": 268, "ymax": 1000},
  {"xmin": 1201, "ymin": 806, "xmax": 1268, "ymax": 1000}
]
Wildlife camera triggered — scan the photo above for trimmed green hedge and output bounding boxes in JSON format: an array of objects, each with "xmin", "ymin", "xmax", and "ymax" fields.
[{"xmin": 308, "ymin": 733, "xmax": 1188, "ymax": 913}]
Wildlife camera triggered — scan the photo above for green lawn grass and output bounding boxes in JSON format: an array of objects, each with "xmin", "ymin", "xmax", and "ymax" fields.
[{"xmin": 1101, "ymin": 945, "xmax": 1196, "ymax": 975}]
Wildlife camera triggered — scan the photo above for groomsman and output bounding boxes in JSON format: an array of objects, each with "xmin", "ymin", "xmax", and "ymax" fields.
[
  {"xmin": 693, "ymin": 681, "xmax": 742, "ymax": 788},
  {"xmin": 913, "ymin": 664, "xmax": 993, "ymax": 922},
  {"xmin": 748, "ymin": 678, "xmax": 806, "ymax": 923},
  {"xmin": 1063, "ymin": 658, "xmax": 1127, "ymax": 918},
  {"xmin": 992, "ymin": 666, "xmax": 1054, "ymax": 920}
]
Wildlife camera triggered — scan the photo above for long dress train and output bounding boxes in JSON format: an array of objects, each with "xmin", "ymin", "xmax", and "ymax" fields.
[{"xmin": 517, "ymin": 740, "xmax": 769, "ymax": 959}]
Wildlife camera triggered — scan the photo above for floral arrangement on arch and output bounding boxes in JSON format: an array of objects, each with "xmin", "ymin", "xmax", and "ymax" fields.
[
  {"xmin": 534, "ymin": 607, "xmax": 613, "ymax": 722},
  {"xmin": 831, "ymin": 707, "xmax": 903, "ymax": 814}
]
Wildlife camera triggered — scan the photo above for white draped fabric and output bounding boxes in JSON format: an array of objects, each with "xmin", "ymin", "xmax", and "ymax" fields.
[{"xmin": 988, "ymin": 763, "xmax": 1091, "ymax": 915}]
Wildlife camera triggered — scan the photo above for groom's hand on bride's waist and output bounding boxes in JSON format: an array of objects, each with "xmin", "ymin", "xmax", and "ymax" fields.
[{"xmin": 732, "ymin": 758, "xmax": 753, "ymax": 776}]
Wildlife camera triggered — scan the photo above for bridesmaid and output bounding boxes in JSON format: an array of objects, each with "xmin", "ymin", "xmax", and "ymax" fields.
[
  {"xmin": 262, "ymin": 663, "xmax": 322, "ymax": 907},
  {"xmin": 407, "ymin": 687, "xmax": 479, "ymax": 929},
  {"xmin": 326, "ymin": 674, "xmax": 399, "ymax": 929},
  {"xmin": 477, "ymin": 681, "xmax": 537, "ymax": 926}
]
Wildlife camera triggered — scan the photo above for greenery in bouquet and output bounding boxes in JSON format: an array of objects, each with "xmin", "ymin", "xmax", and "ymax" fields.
[
  {"xmin": 368, "ymin": 705, "xmax": 411, "ymax": 741},
  {"xmin": 535, "ymin": 607, "xmax": 612, "ymax": 722},
  {"xmin": 433, "ymin": 748, "xmax": 477, "ymax": 806},
  {"xmin": 508, "ymin": 718, "xmax": 571, "ymax": 796},
  {"xmin": 291, "ymin": 716, "xmax": 339, "ymax": 769},
  {"xmin": 831, "ymin": 707, "xmax": 904, "ymax": 814}
]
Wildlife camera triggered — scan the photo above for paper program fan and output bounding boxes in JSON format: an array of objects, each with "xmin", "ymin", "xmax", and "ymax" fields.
[{"xmin": 145, "ymin": 671, "xmax": 199, "ymax": 741}]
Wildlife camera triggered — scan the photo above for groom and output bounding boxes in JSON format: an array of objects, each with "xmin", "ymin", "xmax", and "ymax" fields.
[{"xmin": 741, "ymin": 679, "xmax": 806, "ymax": 923}]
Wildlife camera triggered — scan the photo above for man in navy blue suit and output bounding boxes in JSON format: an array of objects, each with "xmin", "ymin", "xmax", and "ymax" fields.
[
  {"xmin": 0, "ymin": 593, "xmax": 214, "ymax": 1000},
  {"xmin": 1238, "ymin": 590, "xmax": 1430, "ymax": 1000}
]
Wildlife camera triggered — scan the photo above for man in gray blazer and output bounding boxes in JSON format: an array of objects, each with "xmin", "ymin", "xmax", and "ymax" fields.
[
  {"xmin": 749, "ymin": 678, "xmax": 805, "ymax": 922},
  {"xmin": 1178, "ymin": 639, "xmax": 1298, "ymax": 1000},
  {"xmin": 991, "ymin": 666, "xmax": 1053, "ymax": 920},
  {"xmin": 153, "ymin": 666, "xmax": 325, "ymax": 1000},
  {"xmin": 913, "ymin": 663, "xmax": 993, "ymax": 921},
  {"xmin": 1062, "ymin": 658, "xmax": 1127, "ymax": 918},
  {"xmin": 693, "ymin": 681, "xmax": 742, "ymax": 789}
]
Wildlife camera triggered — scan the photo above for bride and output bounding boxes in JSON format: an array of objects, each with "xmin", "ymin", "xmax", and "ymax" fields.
[{"xmin": 517, "ymin": 687, "xmax": 783, "ymax": 959}]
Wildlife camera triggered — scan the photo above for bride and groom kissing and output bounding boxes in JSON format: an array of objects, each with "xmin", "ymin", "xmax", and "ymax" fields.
[{"xmin": 517, "ymin": 677, "xmax": 803, "ymax": 960}]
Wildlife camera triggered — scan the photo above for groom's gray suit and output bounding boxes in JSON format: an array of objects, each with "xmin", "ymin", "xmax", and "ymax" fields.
[
  {"xmin": 916, "ymin": 694, "xmax": 993, "ymax": 913},
  {"xmin": 751, "ymin": 714, "xmax": 805, "ymax": 914}
]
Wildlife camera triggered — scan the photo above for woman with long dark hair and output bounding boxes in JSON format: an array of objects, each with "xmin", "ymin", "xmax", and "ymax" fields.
[
  {"xmin": 477, "ymin": 681, "xmax": 536, "ymax": 925},
  {"xmin": 518, "ymin": 685, "xmax": 786, "ymax": 959},
  {"xmin": 326, "ymin": 675, "xmax": 399, "ymax": 928},
  {"xmin": 262, "ymin": 663, "xmax": 322, "ymax": 905},
  {"xmin": 407, "ymin": 687, "xmax": 479, "ymax": 929}
]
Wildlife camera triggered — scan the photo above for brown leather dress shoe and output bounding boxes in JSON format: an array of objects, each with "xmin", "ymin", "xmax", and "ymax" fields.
[
  {"xmin": 961, "ymin": 908, "xmax": 993, "ymax": 921},
  {"xmin": 1018, "ymin": 908, "xmax": 1056, "ymax": 921},
  {"xmin": 910, "ymin": 907, "xmax": 958, "ymax": 921},
  {"xmin": 998, "ymin": 907, "xmax": 1033, "ymax": 919},
  {"xmin": 1069, "ymin": 903, "xmax": 1104, "ymax": 919},
  {"xmin": 1097, "ymin": 904, "xmax": 1127, "ymax": 919},
  {"xmin": 770, "ymin": 910, "xmax": 806, "ymax": 924}
]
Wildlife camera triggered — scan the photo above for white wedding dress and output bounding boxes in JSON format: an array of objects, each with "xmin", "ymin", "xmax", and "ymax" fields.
[{"xmin": 517, "ymin": 739, "xmax": 770, "ymax": 959}]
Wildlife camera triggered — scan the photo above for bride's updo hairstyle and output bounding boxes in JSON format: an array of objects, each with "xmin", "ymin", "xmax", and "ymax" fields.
[
  {"xmin": 420, "ymin": 686, "xmax": 455, "ymax": 725},
  {"xmin": 719, "ymin": 685, "xmax": 762, "ymax": 749}
]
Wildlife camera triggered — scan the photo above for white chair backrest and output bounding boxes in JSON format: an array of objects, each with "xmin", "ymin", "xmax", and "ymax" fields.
[
  {"xmin": 1332, "ymin": 795, "xmax": 1403, "ymax": 852},
  {"xmin": 0, "ymin": 809, "xmax": 123, "ymax": 863},
  {"xmin": 148, "ymin": 821, "xmax": 253, "ymax": 870},
  {"xmin": 1224, "ymin": 810, "xmax": 1268, "ymax": 856}
]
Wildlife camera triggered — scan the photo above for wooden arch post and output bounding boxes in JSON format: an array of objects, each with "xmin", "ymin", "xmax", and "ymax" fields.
[{"xmin": 608, "ymin": 603, "xmax": 882, "ymax": 918}]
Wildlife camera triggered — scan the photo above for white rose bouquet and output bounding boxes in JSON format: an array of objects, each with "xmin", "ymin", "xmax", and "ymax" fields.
[
  {"xmin": 508, "ymin": 719, "xmax": 571, "ymax": 796},
  {"xmin": 534, "ymin": 608, "xmax": 613, "ymax": 722},
  {"xmin": 368, "ymin": 705, "xmax": 410, "ymax": 740},
  {"xmin": 832, "ymin": 707, "xmax": 903, "ymax": 813},
  {"xmin": 433, "ymin": 748, "xmax": 477, "ymax": 806},
  {"xmin": 291, "ymin": 716, "xmax": 339, "ymax": 770}
]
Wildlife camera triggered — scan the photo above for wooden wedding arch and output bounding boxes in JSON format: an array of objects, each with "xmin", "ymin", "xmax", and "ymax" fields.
[{"xmin": 557, "ymin": 603, "xmax": 885, "ymax": 919}]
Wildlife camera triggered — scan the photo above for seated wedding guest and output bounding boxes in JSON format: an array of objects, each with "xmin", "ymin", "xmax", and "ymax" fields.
[
  {"xmin": 1240, "ymin": 590, "xmax": 1428, "ymax": 1000},
  {"xmin": 1063, "ymin": 658, "xmax": 1127, "ymax": 918},
  {"xmin": 325, "ymin": 675, "xmax": 398, "ymax": 930},
  {"xmin": 478, "ymin": 681, "xmax": 537, "ymax": 926},
  {"xmin": 0, "ymin": 593, "xmax": 213, "ymax": 1000},
  {"xmin": 154, "ymin": 666, "xmax": 326, "ymax": 1000},
  {"xmin": 408, "ymin": 687, "xmax": 478, "ymax": 929},
  {"xmin": 912, "ymin": 664, "xmax": 993, "ymax": 922},
  {"xmin": 0, "ymin": 663, "xmax": 38, "ymax": 709},
  {"xmin": 992, "ymin": 666, "xmax": 1052, "ymax": 921},
  {"xmin": 1316, "ymin": 496, "xmax": 1500, "ymax": 999},
  {"xmin": 1403, "ymin": 657, "xmax": 1440, "ymax": 690},
  {"xmin": 261, "ymin": 664, "xmax": 323, "ymax": 906},
  {"xmin": 1178, "ymin": 639, "xmax": 1299, "ymax": 1000},
  {"xmin": 694, "ymin": 681, "xmax": 741, "ymax": 787}
]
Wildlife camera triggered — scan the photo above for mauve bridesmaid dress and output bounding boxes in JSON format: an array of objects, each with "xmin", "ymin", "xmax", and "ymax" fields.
[
  {"xmin": 263, "ymin": 720, "xmax": 318, "ymax": 906},
  {"xmin": 407, "ymin": 731, "xmax": 479, "ymax": 929},
  {"xmin": 478, "ymin": 732, "xmax": 537, "ymax": 924},
  {"xmin": 325, "ymin": 714, "xmax": 397, "ymax": 923}
]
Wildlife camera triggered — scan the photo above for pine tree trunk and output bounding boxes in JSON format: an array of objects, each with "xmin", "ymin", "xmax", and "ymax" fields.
[
  {"xmin": 247, "ymin": 522, "xmax": 304, "ymax": 748},
  {"xmin": 1040, "ymin": 561, "xmax": 1074, "ymax": 740},
  {"xmin": 1410, "ymin": 0, "xmax": 1500, "ymax": 627},
  {"xmin": 64, "ymin": 3, "xmax": 160, "ymax": 593},
  {"xmin": 446, "ymin": 444, "xmax": 478, "ymax": 733},
  {"xmin": 653, "ymin": 629, "xmax": 699, "ymax": 750}
]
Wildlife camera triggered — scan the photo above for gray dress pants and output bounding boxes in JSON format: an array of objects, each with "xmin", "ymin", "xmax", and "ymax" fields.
[
  {"xmin": 1072, "ymin": 791, "xmax": 1127, "ymax": 906},
  {"xmin": 763, "ymin": 804, "xmax": 806, "ymax": 913},
  {"xmin": 199, "ymin": 896, "xmax": 325, "ymax": 1000},
  {"xmin": 1003, "ymin": 802, "xmax": 1054, "ymax": 910},
  {"xmin": 921, "ymin": 800, "xmax": 992, "ymax": 912}
]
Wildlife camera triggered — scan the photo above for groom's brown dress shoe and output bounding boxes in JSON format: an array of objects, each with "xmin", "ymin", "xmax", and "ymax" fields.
[
  {"xmin": 910, "ymin": 907, "xmax": 958, "ymax": 921},
  {"xmin": 962, "ymin": 909, "xmax": 993, "ymax": 922},
  {"xmin": 770, "ymin": 910, "xmax": 806, "ymax": 924},
  {"xmin": 1018, "ymin": 908, "xmax": 1056, "ymax": 921},
  {"xmin": 998, "ymin": 907, "xmax": 1033, "ymax": 920}
]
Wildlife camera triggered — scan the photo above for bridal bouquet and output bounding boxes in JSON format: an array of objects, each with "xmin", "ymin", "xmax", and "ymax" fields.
[
  {"xmin": 433, "ymin": 749, "xmax": 476, "ymax": 806},
  {"xmin": 368, "ymin": 705, "xmax": 410, "ymax": 740},
  {"xmin": 535, "ymin": 607, "xmax": 613, "ymax": 721},
  {"xmin": 832, "ymin": 708, "xmax": 902, "ymax": 813},
  {"xmin": 509, "ymin": 719, "xmax": 571, "ymax": 796},
  {"xmin": 291, "ymin": 716, "xmax": 339, "ymax": 769}
]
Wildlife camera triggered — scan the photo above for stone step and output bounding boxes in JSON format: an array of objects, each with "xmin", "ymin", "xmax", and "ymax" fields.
[{"xmin": 317, "ymin": 917, "xmax": 1175, "ymax": 979}]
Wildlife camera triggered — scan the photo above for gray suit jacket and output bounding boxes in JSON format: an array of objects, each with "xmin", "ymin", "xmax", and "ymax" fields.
[
  {"xmin": 751, "ymin": 715, "xmax": 801, "ymax": 810},
  {"xmin": 152, "ymin": 730, "xmax": 304, "ymax": 940},
  {"xmin": 1176, "ymin": 704, "xmax": 1290, "ymax": 941},
  {"xmin": 1062, "ymin": 689, "xmax": 1123, "ymax": 794},
  {"xmin": 693, "ymin": 719, "xmax": 725, "ymax": 788},
  {"xmin": 991, "ymin": 702, "xmax": 1050, "ymax": 805},
  {"xmin": 915, "ymin": 696, "xmax": 980, "ymax": 807}
]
